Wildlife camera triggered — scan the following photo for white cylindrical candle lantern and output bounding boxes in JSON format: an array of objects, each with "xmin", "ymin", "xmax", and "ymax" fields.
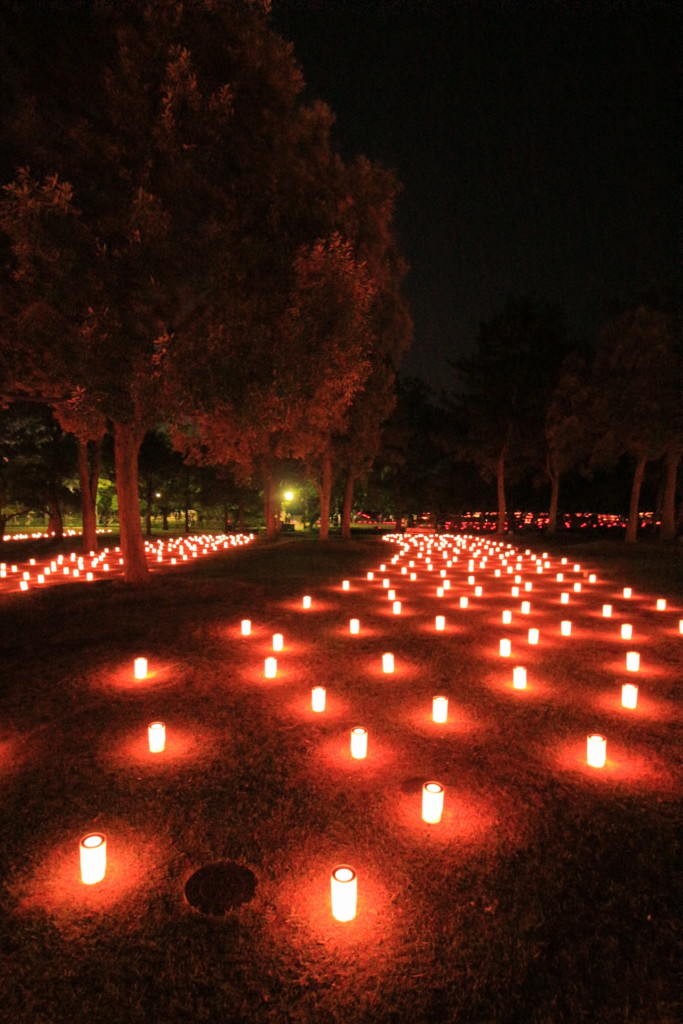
[
  {"xmin": 265, "ymin": 656, "xmax": 277, "ymax": 678},
  {"xmin": 350, "ymin": 727, "xmax": 368, "ymax": 759},
  {"xmin": 524, "ymin": 581, "xmax": 533, "ymax": 591},
  {"xmin": 623, "ymin": 587, "xmax": 632, "ymax": 599},
  {"xmin": 511, "ymin": 586, "xmax": 520, "ymax": 597},
  {"xmin": 589, "ymin": 574, "xmax": 597, "ymax": 584},
  {"xmin": 587, "ymin": 734, "xmax": 606, "ymax": 768},
  {"xmin": 422, "ymin": 781, "xmax": 444, "ymax": 824},
  {"xmin": 626, "ymin": 651, "xmax": 640, "ymax": 672},
  {"xmin": 443, "ymin": 580, "xmax": 451, "ymax": 590},
  {"xmin": 499, "ymin": 638, "xmax": 511, "ymax": 657},
  {"xmin": 272, "ymin": 633, "xmax": 284, "ymax": 651},
  {"xmin": 502, "ymin": 609, "xmax": 512, "ymax": 625},
  {"xmin": 392, "ymin": 601, "xmax": 402, "ymax": 615},
  {"xmin": 80, "ymin": 832, "xmax": 107, "ymax": 885},
  {"xmin": 382, "ymin": 652, "xmax": 394, "ymax": 673},
  {"xmin": 342, "ymin": 580, "xmax": 350, "ymax": 591},
  {"xmin": 513, "ymin": 666, "xmax": 527, "ymax": 689},
  {"xmin": 528, "ymin": 628, "xmax": 539, "ymax": 645},
  {"xmin": 436, "ymin": 586, "xmax": 444, "ymax": 598},
  {"xmin": 560, "ymin": 592, "xmax": 569, "ymax": 605},
  {"xmin": 241, "ymin": 619, "xmax": 252, "ymax": 636},
  {"xmin": 602, "ymin": 604, "xmax": 613, "ymax": 618},
  {"xmin": 620, "ymin": 624, "xmax": 632, "ymax": 640},
  {"xmin": 656, "ymin": 598, "xmax": 666, "ymax": 611},
  {"xmin": 349, "ymin": 618, "xmax": 360, "ymax": 635},
  {"xmin": 474, "ymin": 585, "xmax": 483, "ymax": 597},
  {"xmin": 521, "ymin": 601, "xmax": 530, "ymax": 615},
  {"xmin": 382, "ymin": 579, "xmax": 390, "ymax": 589},
  {"xmin": 621, "ymin": 683, "xmax": 638, "ymax": 709},
  {"xmin": 435, "ymin": 615, "xmax": 445, "ymax": 631},
  {"xmin": 459, "ymin": 596, "xmax": 468, "ymax": 609},
  {"xmin": 331, "ymin": 865, "xmax": 357, "ymax": 922},
  {"xmin": 556, "ymin": 573, "xmax": 564, "ymax": 582},
  {"xmin": 432, "ymin": 696, "xmax": 448, "ymax": 722},
  {"xmin": 561, "ymin": 620, "xmax": 572, "ymax": 636},
  {"xmin": 367, "ymin": 571, "xmax": 374, "ymax": 581},
  {"xmin": 134, "ymin": 657, "xmax": 148, "ymax": 680},
  {"xmin": 302, "ymin": 595, "xmax": 311, "ymax": 609},
  {"xmin": 311, "ymin": 686, "xmax": 326, "ymax": 712},
  {"xmin": 148, "ymin": 721, "xmax": 166, "ymax": 752}
]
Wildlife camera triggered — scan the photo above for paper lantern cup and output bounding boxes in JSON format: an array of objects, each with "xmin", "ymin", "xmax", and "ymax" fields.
[
  {"xmin": 586, "ymin": 734, "xmax": 606, "ymax": 768},
  {"xmin": 148, "ymin": 721, "xmax": 166, "ymax": 752},
  {"xmin": 80, "ymin": 833, "xmax": 107, "ymax": 884},
  {"xmin": 422, "ymin": 781, "xmax": 444, "ymax": 823},
  {"xmin": 621, "ymin": 683, "xmax": 638, "ymax": 709},
  {"xmin": 331, "ymin": 865, "xmax": 357, "ymax": 922},
  {"xmin": 311, "ymin": 686, "xmax": 326, "ymax": 712},
  {"xmin": 513, "ymin": 666, "xmax": 527, "ymax": 690},
  {"xmin": 350, "ymin": 727, "xmax": 368, "ymax": 759},
  {"xmin": 432, "ymin": 695, "xmax": 448, "ymax": 722}
]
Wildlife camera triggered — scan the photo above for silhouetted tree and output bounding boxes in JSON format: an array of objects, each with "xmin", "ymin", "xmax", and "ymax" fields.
[
  {"xmin": 453, "ymin": 298, "xmax": 569, "ymax": 534},
  {"xmin": 590, "ymin": 305, "xmax": 682, "ymax": 543}
]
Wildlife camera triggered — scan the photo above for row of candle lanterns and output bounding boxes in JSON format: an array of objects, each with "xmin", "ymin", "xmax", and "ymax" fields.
[{"xmin": 78, "ymin": 532, "xmax": 674, "ymax": 921}]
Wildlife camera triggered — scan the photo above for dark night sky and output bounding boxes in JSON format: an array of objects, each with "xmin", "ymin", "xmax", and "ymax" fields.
[{"xmin": 271, "ymin": 0, "xmax": 679, "ymax": 390}]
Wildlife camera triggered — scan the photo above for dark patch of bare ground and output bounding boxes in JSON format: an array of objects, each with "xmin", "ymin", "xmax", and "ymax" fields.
[{"xmin": 0, "ymin": 533, "xmax": 680, "ymax": 1024}]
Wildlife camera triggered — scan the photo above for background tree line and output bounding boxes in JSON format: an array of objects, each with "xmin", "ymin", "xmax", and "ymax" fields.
[{"xmin": 1, "ymin": 2, "xmax": 678, "ymax": 573}]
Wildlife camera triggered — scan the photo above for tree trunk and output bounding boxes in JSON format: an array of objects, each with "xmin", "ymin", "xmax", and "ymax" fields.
[
  {"xmin": 145, "ymin": 482, "xmax": 153, "ymax": 538},
  {"xmin": 340, "ymin": 472, "xmax": 354, "ymax": 540},
  {"xmin": 78, "ymin": 438, "xmax": 99, "ymax": 553},
  {"xmin": 0, "ymin": 513, "xmax": 6, "ymax": 542},
  {"xmin": 496, "ymin": 452, "xmax": 507, "ymax": 535},
  {"xmin": 47, "ymin": 497, "xmax": 63, "ymax": 540},
  {"xmin": 317, "ymin": 453, "xmax": 332, "ymax": 541},
  {"xmin": 263, "ymin": 472, "xmax": 278, "ymax": 539},
  {"xmin": 237, "ymin": 494, "xmax": 245, "ymax": 531},
  {"xmin": 113, "ymin": 421, "xmax": 148, "ymax": 583},
  {"xmin": 547, "ymin": 469, "xmax": 560, "ymax": 535},
  {"xmin": 659, "ymin": 450, "xmax": 679, "ymax": 541},
  {"xmin": 162, "ymin": 507, "xmax": 168, "ymax": 531},
  {"xmin": 625, "ymin": 454, "xmax": 647, "ymax": 544}
]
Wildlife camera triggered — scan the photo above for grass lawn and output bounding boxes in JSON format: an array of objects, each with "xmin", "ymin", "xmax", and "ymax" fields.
[{"xmin": 0, "ymin": 533, "xmax": 680, "ymax": 1024}]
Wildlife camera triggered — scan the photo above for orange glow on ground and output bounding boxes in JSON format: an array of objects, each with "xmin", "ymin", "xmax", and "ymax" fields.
[
  {"xmin": 99, "ymin": 660, "xmax": 180, "ymax": 693},
  {"xmin": 111, "ymin": 725, "xmax": 209, "ymax": 767},
  {"xmin": 592, "ymin": 690, "xmax": 679, "ymax": 723},
  {"xmin": 14, "ymin": 826, "xmax": 169, "ymax": 926},
  {"xmin": 392, "ymin": 784, "xmax": 506, "ymax": 848},
  {"xmin": 482, "ymin": 670, "xmax": 554, "ymax": 701},
  {"xmin": 550, "ymin": 738, "xmax": 679, "ymax": 793},
  {"xmin": 284, "ymin": 691, "xmax": 353, "ymax": 722},
  {"xmin": 404, "ymin": 704, "xmax": 483, "ymax": 737},
  {"xmin": 267, "ymin": 845, "xmax": 400, "ymax": 961},
  {"xmin": 316, "ymin": 734, "xmax": 399, "ymax": 777}
]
